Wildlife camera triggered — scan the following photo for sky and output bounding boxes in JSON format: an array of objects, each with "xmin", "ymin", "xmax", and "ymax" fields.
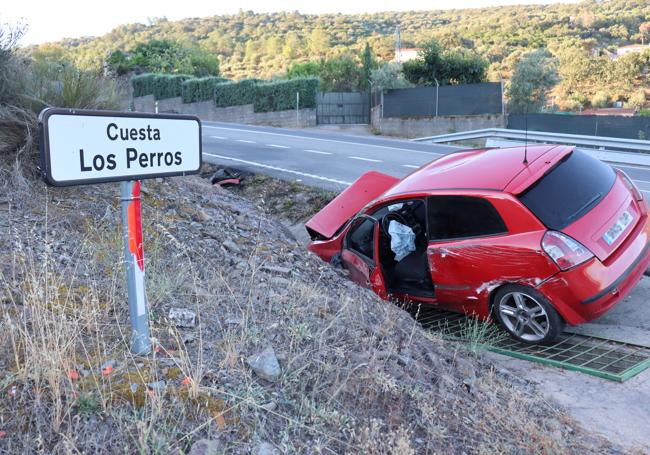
[{"xmin": 4, "ymin": 0, "xmax": 581, "ymax": 45}]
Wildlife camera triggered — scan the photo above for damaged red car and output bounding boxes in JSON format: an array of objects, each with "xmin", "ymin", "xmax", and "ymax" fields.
[{"xmin": 305, "ymin": 145, "xmax": 650, "ymax": 344}]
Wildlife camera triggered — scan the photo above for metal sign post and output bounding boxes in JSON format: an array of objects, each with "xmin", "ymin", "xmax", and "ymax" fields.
[
  {"xmin": 38, "ymin": 108, "xmax": 202, "ymax": 355},
  {"xmin": 120, "ymin": 180, "xmax": 151, "ymax": 355}
]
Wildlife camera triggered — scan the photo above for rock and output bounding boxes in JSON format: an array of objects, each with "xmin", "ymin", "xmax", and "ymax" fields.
[
  {"xmin": 260, "ymin": 264, "xmax": 292, "ymax": 277},
  {"xmin": 189, "ymin": 438, "xmax": 223, "ymax": 455},
  {"xmin": 455, "ymin": 357, "xmax": 477, "ymax": 392},
  {"xmin": 169, "ymin": 308, "xmax": 196, "ymax": 328},
  {"xmin": 182, "ymin": 332, "xmax": 196, "ymax": 344},
  {"xmin": 147, "ymin": 380, "xmax": 167, "ymax": 392},
  {"xmin": 247, "ymin": 347, "xmax": 282, "ymax": 382},
  {"xmin": 223, "ymin": 240, "xmax": 241, "ymax": 254},
  {"xmin": 256, "ymin": 442, "xmax": 279, "ymax": 455}
]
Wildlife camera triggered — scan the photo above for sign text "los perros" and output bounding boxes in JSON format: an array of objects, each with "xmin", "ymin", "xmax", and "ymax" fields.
[{"xmin": 39, "ymin": 109, "xmax": 202, "ymax": 186}]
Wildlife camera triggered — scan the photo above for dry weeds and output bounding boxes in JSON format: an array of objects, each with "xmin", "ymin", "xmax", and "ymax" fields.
[{"xmin": 0, "ymin": 165, "xmax": 616, "ymax": 454}]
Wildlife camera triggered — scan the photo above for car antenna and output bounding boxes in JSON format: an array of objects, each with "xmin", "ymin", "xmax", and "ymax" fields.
[{"xmin": 523, "ymin": 107, "xmax": 529, "ymax": 165}]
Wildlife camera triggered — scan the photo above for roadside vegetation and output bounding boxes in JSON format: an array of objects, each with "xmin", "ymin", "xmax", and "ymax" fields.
[{"xmin": 25, "ymin": 0, "xmax": 650, "ymax": 111}]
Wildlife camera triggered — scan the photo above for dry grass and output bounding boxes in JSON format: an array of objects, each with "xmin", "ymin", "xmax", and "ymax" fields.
[{"xmin": 0, "ymin": 167, "xmax": 615, "ymax": 454}]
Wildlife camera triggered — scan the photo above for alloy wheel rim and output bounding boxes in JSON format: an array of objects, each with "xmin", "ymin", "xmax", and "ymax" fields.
[{"xmin": 498, "ymin": 292, "xmax": 550, "ymax": 342}]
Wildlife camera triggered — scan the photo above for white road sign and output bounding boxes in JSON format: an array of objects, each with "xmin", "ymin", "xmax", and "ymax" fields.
[{"xmin": 39, "ymin": 108, "xmax": 202, "ymax": 186}]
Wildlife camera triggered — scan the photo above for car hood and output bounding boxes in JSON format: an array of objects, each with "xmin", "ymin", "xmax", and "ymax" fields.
[{"xmin": 305, "ymin": 171, "xmax": 400, "ymax": 240}]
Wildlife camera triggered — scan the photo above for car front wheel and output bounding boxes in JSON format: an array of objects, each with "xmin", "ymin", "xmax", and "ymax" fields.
[{"xmin": 493, "ymin": 285, "xmax": 564, "ymax": 344}]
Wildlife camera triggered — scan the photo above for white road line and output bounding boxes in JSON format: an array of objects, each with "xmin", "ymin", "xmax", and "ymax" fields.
[
  {"xmin": 210, "ymin": 135, "xmax": 227, "ymax": 140},
  {"xmin": 615, "ymin": 164, "xmax": 650, "ymax": 171},
  {"xmin": 304, "ymin": 149, "xmax": 332, "ymax": 155},
  {"xmin": 267, "ymin": 144, "xmax": 290, "ymax": 149},
  {"xmin": 349, "ymin": 156, "xmax": 382, "ymax": 163},
  {"xmin": 631, "ymin": 178, "xmax": 650, "ymax": 185},
  {"xmin": 236, "ymin": 139, "xmax": 256, "ymax": 144},
  {"xmin": 203, "ymin": 125, "xmax": 446, "ymax": 155},
  {"xmin": 204, "ymin": 153, "xmax": 352, "ymax": 186},
  {"xmin": 402, "ymin": 164, "xmax": 420, "ymax": 169}
]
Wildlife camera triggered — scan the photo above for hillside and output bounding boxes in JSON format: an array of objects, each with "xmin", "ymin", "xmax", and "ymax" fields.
[
  {"xmin": 34, "ymin": 0, "xmax": 650, "ymax": 82},
  {"xmin": 0, "ymin": 154, "xmax": 615, "ymax": 453}
]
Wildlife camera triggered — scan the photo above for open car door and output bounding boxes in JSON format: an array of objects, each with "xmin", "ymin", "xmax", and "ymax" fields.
[{"xmin": 341, "ymin": 216, "xmax": 388, "ymax": 299}]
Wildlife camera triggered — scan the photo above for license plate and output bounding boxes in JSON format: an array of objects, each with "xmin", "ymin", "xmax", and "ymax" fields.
[{"xmin": 603, "ymin": 210, "xmax": 633, "ymax": 246}]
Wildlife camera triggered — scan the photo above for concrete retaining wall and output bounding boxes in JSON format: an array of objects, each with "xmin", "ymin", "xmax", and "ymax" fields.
[
  {"xmin": 133, "ymin": 95, "xmax": 316, "ymax": 127},
  {"xmin": 371, "ymin": 106, "xmax": 505, "ymax": 138}
]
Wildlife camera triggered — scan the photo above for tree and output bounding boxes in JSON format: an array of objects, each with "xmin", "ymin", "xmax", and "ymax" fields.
[
  {"xmin": 628, "ymin": 89, "xmax": 647, "ymax": 109},
  {"xmin": 370, "ymin": 62, "xmax": 413, "ymax": 90},
  {"xmin": 507, "ymin": 50, "xmax": 559, "ymax": 113},
  {"xmin": 361, "ymin": 43, "xmax": 374, "ymax": 91},
  {"xmin": 123, "ymin": 40, "xmax": 219, "ymax": 77},
  {"xmin": 402, "ymin": 40, "xmax": 488, "ymax": 86},
  {"xmin": 286, "ymin": 61, "xmax": 320, "ymax": 79},
  {"xmin": 308, "ymin": 29, "xmax": 329, "ymax": 56},
  {"xmin": 318, "ymin": 55, "xmax": 363, "ymax": 91},
  {"xmin": 106, "ymin": 50, "xmax": 132, "ymax": 75},
  {"xmin": 640, "ymin": 22, "xmax": 650, "ymax": 45},
  {"xmin": 591, "ymin": 91, "xmax": 610, "ymax": 108}
]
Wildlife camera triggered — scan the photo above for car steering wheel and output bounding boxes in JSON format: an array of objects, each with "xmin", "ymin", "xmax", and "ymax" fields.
[{"xmin": 381, "ymin": 212, "xmax": 409, "ymax": 236}]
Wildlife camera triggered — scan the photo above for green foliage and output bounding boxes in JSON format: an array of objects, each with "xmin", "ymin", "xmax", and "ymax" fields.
[
  {"xmin": 286, "ymin": 61, "xmax": 321, "ymax": 79},
  {"xmin": 132, "ymin": 74, "xmax": 158, "ymax": 97},
  {"xmin": 254, "ymin": 78, "xmax": 319, "ymax": 112},
  {"xmin": 181, "ymin": 76, "xmax": 229, "ymax": 103},
  {"xmin": 106, "ymin": 50, "xmax": 132, "ymax": 76},
  {"xmin": 591, "ymin": 91, "xmax": 611, "ymax": 109},
  {"xmin": 214, "ymin": 80, "xmax": 258, "ymax": 107},
  {"xmin": 507, "ymin": 50, "xmax": 559, "ymax": 114},
  {"xmin": 361, "ymin": 43, "xmax": 375, "ymax": 91},
  {"xmin": 370, "ymin": 62, "xmax": 413, "ymax": 90},
  {"xmin": 637, "ymin": 108, "xmax": 650, "ymax": 117},
  {"xmin": 402, "ymin": 40, "xmax": 488, "ymax": 86},
  {"xmin": 152, "ymin": 74, "xmax": 192, "ymax": 100},
  {"xmin": 318, "ymin": 56, "xmax": 364, "ymax": 92},
  {"xmin": 28, "ymin": 59, "xmax": 123, "ymax": 110},
  {"xmin": 627, "ymin": 89, "xmax": 647, "ymax": 110},
  {"xmin": 132, "ymin": 73, "xmax": 192, "ymax": 100},
  {"xmin": 37, "ymin": 2, "xmax": 650, "ymax": 109},
  {"xmin": 108, "ymin": 40, "xmax": 219, "ymax": 77}
]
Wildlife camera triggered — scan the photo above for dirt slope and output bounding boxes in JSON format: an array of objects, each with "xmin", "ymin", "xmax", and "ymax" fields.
[{"xmin": 0, "ymin": 162, "xmax": 615, "ymax": 454}]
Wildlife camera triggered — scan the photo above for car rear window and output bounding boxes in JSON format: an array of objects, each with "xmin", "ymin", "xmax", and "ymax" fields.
[{"xmin": 518, "ymin": 150, "xmax": 616, "ymax": 230}]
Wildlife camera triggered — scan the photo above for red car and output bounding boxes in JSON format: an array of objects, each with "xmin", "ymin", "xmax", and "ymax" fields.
[{"xmin": 305, "ymin": 145, "xmax": 650, "ymax": 343}]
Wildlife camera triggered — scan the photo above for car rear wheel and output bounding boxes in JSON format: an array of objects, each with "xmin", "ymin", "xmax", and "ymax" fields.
[{"xmin": 493, "ymin": 285, "xmax": 564, "ymax": 344}]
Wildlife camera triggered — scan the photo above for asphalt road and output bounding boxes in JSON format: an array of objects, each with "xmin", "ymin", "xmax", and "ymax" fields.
[{"xmin": 201, "ymin": 121, "xmax": 650, "ymax": 198}]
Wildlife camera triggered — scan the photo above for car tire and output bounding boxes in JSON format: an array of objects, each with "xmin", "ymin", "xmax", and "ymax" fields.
[{"xmin": 492, "ymin": 285, "xmax": 564, "ymax": 344}]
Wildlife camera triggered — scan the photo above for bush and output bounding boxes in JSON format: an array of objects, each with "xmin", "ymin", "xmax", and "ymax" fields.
[
  {"xmin": 591, "ymin": 91, "xmax": 610, "ymax": 108},
  {"xmin": 628, "ymin": 89, "xmax": 647, "ymax": 110},
  {"xmin": 181, "ymin": 76, "xmax": 229, "ymax": 103},
  {"xmin": 152, "ymin": 74, "xmax": 192, "ymax": 100},
  {"xmin": 214, "ymin": 79, "xmax": 259, "ymax": 107},
  {"xmin": 132, "ymin": 74, "xmax": 192, "ymax": 100},
  {"xmin": 132, "ymin": 74, "xmax": 157, "ymax": 97},
  {"xmin": 254, "ymin": 78, "xmax": 319, "ymax": 112}
]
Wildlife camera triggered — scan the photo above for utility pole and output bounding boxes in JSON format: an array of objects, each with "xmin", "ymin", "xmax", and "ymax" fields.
[{"xmin": 395, "ymin": 25, "xmax": 401, "ymax": 63}]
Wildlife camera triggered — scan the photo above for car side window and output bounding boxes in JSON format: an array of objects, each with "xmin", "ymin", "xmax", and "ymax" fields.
[
  {"xmin": 427, "ymin": 196, "xmax": 507, "ymax": 241},
  {"xmin": 346, "ymin": 218, "xmax": 375, "ymax": 259}
]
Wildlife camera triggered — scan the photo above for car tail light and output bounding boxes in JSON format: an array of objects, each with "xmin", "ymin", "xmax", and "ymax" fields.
[
  {"xmin": 542, "ymin": 231, "xmax": 594, "ymax": 271},
  {"xmin": 616, "ymin": 169, "xmax": 644, "ymax": 202}
]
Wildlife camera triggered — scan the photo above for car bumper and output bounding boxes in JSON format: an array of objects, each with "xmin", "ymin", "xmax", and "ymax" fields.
[{"xmin": 538, "ymin": 215, "xmax": 650, "ymax": 325}]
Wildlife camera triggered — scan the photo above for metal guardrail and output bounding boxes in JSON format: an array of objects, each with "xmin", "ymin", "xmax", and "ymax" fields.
[{"xmin": 412, "ymin": 128, "xmax": 650, "ymax": 154}]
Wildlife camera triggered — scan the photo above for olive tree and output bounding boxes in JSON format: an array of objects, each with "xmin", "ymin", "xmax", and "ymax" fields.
[{"xmin": 507, "ymin": 50, "xmax": 559, "ymax": 113}]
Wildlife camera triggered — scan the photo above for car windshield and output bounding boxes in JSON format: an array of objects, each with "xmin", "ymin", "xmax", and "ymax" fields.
[{"xmin": 518, "ymin": 150, "xmax": 616, "ymax": 230}]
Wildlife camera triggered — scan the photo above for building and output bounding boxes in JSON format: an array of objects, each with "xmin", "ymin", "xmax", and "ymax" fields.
[
  {"xmin": 616, "ymin": 44, "xmax": 650, "ymax": 58},
  {"xmin": 394, "ymin": 48, "xmax": 421, "ymax": 63}
]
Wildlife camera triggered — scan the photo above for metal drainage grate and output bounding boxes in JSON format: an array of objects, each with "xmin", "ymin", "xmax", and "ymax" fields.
[{"xmin": 412, "ymin": 307, "xmax": 650, "ymax": 382}]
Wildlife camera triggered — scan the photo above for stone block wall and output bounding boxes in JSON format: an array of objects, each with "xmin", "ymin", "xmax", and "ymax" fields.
[
  {"xmin": 133, "ymin": 96, "xmax": 316, "ymax": 128},
  {"xmin": 371, "ymin": 106, "xmax": 505, "ymax": 138}
]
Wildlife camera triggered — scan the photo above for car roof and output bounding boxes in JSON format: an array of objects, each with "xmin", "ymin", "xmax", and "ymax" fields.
[{"xmin": 382, "ymin": 144, "xmax": 572, "ymax": 197}]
